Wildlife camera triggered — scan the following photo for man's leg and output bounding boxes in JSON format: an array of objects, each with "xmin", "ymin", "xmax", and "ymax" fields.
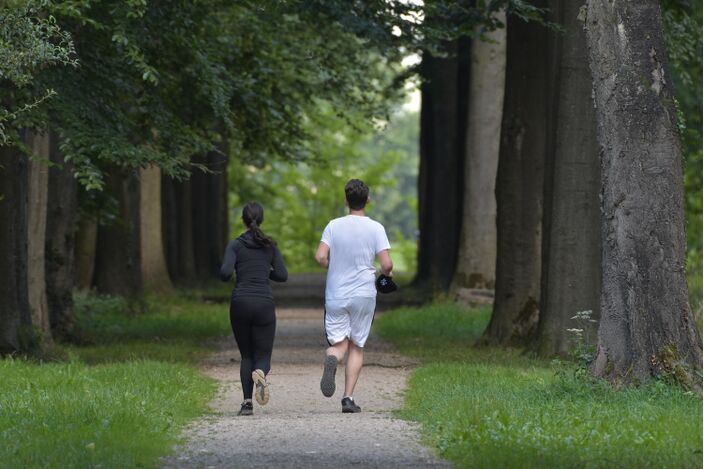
[
  {"xmin": 344, "ymin": 342, "xmax": 363, "ymax": 397},
  {"xmin": 341, "ymin": 297, "xmax": 375, "ymax": 410},
  {"xmin": 321, "ymin": 300, "xmax": 350, "ymax": 397},
  {"xmin": 326, "ymin": 339, "xmax": 349, "ymax": 362}
]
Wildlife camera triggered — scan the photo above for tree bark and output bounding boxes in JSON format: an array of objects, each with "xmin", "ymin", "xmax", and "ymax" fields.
[
  {"xmin": 585, "ymin": 0, "xmax": 702, "ymax": 388},
  {"xmin": 210, "ymin": 143, "xmax": 230, "ymax": 280},
  {"xmin": 162, "ymin": 175, "xmax": 197, "ymax": 284},
  {"xmin": 94, "ymin": 170, "xmax": 143, "ymax": 297},
  {"xmin": 45, "ymin": 132, "xmax": 78, "ymax": 340},
  {"xmin": 453, "ymin": 14, "xmax": 506, "ymax": 290},
  {"xmin": 74, "ymin": 215, "xmax": 97, "ymax": 291},
  {"xmin": 534, "ymin": 1, "xmax": 601, "ymax": 357},
  {"xmin": 190, "ymin": 156, "xmax": 210, "ymax": 280},
  {"xmin": 416, "ymin": 39, "xmax": 466, "ymax": 291},
  {"xmin": 481, "ymin": 6, "xmax": 549, "ymax": 347},
  {"xmin": 0, "ymin": 142, "xmax": 33, "ymax": 353},
  {"xmin": 190, "ymin": 147, "xmax": 230, "ymax": 283},
  {"xmin": 139, "ymin": 165, "xmax": 173, "ymax": 293},
  {"xmin": 26, "ymin": 131, "xmax": 53, "ymax": 346}
]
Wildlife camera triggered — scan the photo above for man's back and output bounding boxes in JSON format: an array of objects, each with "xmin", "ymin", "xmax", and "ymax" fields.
[{"xmin": 322, "ymin": 215, "xmax": 390, "ymax": 300}]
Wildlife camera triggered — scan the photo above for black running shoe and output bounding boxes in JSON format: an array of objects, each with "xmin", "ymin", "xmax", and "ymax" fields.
[
  {"xmin": 320, "ymin": 355, "xmax": 337, "ymax": 397},
  {"xmin": 238, "ymin": 401, "xmax": 253, "ymax": 416},
  {"xmin": 341, "ymin": 397, "xmax": 361, "ymax": 413}
]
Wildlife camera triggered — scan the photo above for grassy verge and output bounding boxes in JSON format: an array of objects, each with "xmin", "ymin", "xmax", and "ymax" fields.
[
  {"xmin": 375, "ymin": 304, "xmax": 703, "ymax": 468},
  {"xmin": 0, "ymin": 292, "xmax": 231, "ymax": 469}
]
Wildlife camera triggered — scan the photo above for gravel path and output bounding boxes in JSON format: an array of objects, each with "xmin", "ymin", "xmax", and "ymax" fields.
[{"xmin": 162, "ymin": 307, "xmax": 450, "ymax": 469}]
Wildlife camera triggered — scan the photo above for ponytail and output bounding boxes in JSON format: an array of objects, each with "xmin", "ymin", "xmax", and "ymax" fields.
[{"xmin": 242, "ymin": 202, "xmax": 275, "ymax": 247}]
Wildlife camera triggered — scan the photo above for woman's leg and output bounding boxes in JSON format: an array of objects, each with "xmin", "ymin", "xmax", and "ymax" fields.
[
  {"xmin": 230, "ymin": 298, "xmax": 255, "ymax": 400},
  {"xmin": 251, "ymin": 299, "xmax": 276, "ymax": 375}
]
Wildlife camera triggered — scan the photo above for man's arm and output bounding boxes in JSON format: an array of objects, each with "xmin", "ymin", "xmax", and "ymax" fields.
[
  {"xmin": 315, "ymin": 242, "xmax": 330, "ymax": 269},
  {"xmin": 377, "ymin": 249, "xmax": 393, "ymax": 276}
]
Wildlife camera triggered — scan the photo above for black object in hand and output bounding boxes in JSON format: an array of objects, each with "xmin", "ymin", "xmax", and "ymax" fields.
[{"xmin": 376, "ymin": 274, "xmax": 397, "ymax": 294}]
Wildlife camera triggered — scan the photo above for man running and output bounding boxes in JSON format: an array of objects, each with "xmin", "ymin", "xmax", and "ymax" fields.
[{"xmin": 314, "ymin": 179, "xmax": 393, "ymax": 413}]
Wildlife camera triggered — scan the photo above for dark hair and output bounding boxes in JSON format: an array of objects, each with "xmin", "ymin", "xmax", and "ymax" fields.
[
  {"xmin": 242, "ymin": 202, "xmax": 274, "ymax": 247},
  {"xmin": 345, "ymin": 179, "xmax": 369, "ymax": 210}
]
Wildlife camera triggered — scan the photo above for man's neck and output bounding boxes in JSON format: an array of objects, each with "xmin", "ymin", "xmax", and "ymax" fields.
[{"xmin": 349, "ymin": 209, "xmax": 366, "ymax": 217}]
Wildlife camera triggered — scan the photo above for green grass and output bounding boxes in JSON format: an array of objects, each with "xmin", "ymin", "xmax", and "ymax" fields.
[
  {"xmin": 0, "ymin": 292, "xmax": 232, "ymax": 469},
  {"xmin": 69, "ymin": 292, "xmax": 231, "ymax": 364},
  {"xmin": 375, "ymin": 304, "xmax": 703, "ymax": 469}
]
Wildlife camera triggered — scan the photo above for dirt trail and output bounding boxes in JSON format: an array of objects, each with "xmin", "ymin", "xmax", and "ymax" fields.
[{"xmin": 162, "ymin": 307, "xmax": 449, "ymax": 469}]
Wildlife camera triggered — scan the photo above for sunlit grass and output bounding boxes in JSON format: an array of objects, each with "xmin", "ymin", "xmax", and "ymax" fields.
[
  {"xmin": 0, "ymin": 292, "xmax": 231, "ymax": 469},
  {"xmin": 0, "ymin": 359, "xmax": 215, "ymax": 469},
  {"xmin": 375, "ymin": 304, "xmax": 703, "ymax": 468}
]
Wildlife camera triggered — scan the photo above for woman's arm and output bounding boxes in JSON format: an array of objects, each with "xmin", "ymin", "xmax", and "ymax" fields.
[
  {"xmin": 270, "ymin": 245, "xmax": 288, "ymax": 282},
  {"xmin": 219, "ymin": 240, "xmax": 238, "ymax": 281}
]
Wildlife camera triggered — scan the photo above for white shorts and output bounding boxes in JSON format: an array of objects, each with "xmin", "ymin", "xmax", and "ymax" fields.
[{"xmin": 324, "ymin": 297, "xmax": 376, "ymax": 347}]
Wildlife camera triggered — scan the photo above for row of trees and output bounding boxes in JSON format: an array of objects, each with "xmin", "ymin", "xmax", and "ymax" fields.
[
  {"xmin": 1, "ymin": 0, "xmax": 700, "ymax": 391},
  {"xmin": 0, "ymin": 1, "xmax": 523, "ymax": 350},
  {"xmin": 415, "ymin": 0, "xmax": 702, "ymax": 389}
]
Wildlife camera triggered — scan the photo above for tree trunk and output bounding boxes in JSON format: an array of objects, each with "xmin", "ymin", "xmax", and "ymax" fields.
[
  {"xmin": 209, "ymin": 143, "xmax": 230, "ymax": 279},
  {"xmin": 481, "ymin": 6, "xmax": 549, "ymax": 347},
  {"xmin": 0, "ymin": 143, "xmax": 33, "ymax": 353},
  {"xmin": 162, "ymin": 175, "xmax": 197, "ymax": 284},
  {"xmin": 534, "ymin": 1, "xmax": 601, "ymax": 357},
  {"xmin": 190, "ymin": 157, "xmax": 210, "ymax": 281},
  {"xmin": 26, "ymin": 131, "xmax": 53, "ymax": 346},
  {"xmin": 140, "ymin": 165, "xmax": 173, "ymax": 293},
  {"xmin": 453, "ymin": 13, "xmax": 506, "ymax": 290},
  {"xmin": 585, "ymin": 0, "xmax": 702, "ymax": 388},
  {"xmin": 416, "ymin": 39, "xmax": 466, "ymax": 291},
  {"xmin": 45, "ymin": 132, "xmax": 78, "ymax": 341},
  {"xmin": 94, "ymin": 170, "xmax": 143, "ymax": 297},
  {"xmin": 74, "ymin": 215, "xmax": 97, "ymax": 291},
  {"xmin": 190, "ymin": 147, "xmax": 230, "ymax": 282}
]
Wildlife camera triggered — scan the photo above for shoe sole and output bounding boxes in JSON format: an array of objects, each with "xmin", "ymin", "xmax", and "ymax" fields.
[
  {"xmin": 342, "ymin": 406, "xmax": 361, "ymax": 413},
  {"xmin": 252, "ymin": 369, "xmax": 269, "ymax": 405},
  {"xmin": 320, "ymin": 355, "xmax": 337, "ymax": 397},
  {"xmin": 238, "ymin": 408, "xmax": 253, "ymax": 416}
]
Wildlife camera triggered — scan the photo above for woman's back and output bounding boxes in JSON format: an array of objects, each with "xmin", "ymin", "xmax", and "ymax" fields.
[{"xmin": 220, "ymin": 230, "xmax": 288, "ymax": 300}]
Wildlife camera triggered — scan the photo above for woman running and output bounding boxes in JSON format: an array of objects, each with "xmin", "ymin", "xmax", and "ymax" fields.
[{"xmin": 220, "ymin": 202, "xmax": 288, "ymax": 416}]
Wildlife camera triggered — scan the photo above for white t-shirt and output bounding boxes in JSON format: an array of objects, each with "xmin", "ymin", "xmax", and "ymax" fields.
[{"xmin": 320, "ymin": 215, "xmax": 391, "ymax": 300}]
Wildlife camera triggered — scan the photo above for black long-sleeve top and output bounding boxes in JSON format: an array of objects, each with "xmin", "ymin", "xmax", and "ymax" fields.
[{"xmin": 219, "ymin": 231, "xmax": 288, "ymax": 300}]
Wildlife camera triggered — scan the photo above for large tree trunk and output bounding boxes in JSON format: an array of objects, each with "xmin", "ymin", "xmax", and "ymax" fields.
[
  {"xmin": 210, "ymin": 144, "xmax": 230, "ymax": 279},
  {"xmin": 94, "ymin": 170, "xmax": 143, "ymax": 297},
  {"xmin": 139, "ymin": 165, "xmax": 173, "ymax": 293},
  {"xmin": 416, "ymin": 39, "xmax": 466, "ymax": 291},
  {"xmin": 190, "ymin": 157, "xmax": 210, "ymax": 280},
  {"xmin": 534, "ymin": 1, "xmax": 601, "ymax": 357},
  {"xmin": 162, "ymin": 175, "xmax": 197, "ymax": 284},
  {"xmin": 26, "ymin": 131, "xmax": 53, "ymax": 346},
  {"xmin": 481, "ymin": 6, "xmax": 549, "ymax": 347},
  {"xmin": 0, "ymin": 143, "xmax": 33, "ymax": 353},
  {"xmin": 190, "ymin": 147, "xmax": 230, "ymax": 282},
  {"xmin": 45, "ymin": 132, "xmax": 78, "ymax": 341},
  {"xmin": 585, "ymin": 0, "xmax": 702, "ymax": 388},
  {"xmin": 74, "ymin": 215, "xmax": 97, "ymax": 291},
  {"xmin": 453, "ymin": 14, "xmax": 506, "ymax": 290}
]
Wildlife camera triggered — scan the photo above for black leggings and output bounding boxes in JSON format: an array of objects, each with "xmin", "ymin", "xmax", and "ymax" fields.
[{"xmin": 229, "ymin": 296, "xmax": 276, "ymax": 400}]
